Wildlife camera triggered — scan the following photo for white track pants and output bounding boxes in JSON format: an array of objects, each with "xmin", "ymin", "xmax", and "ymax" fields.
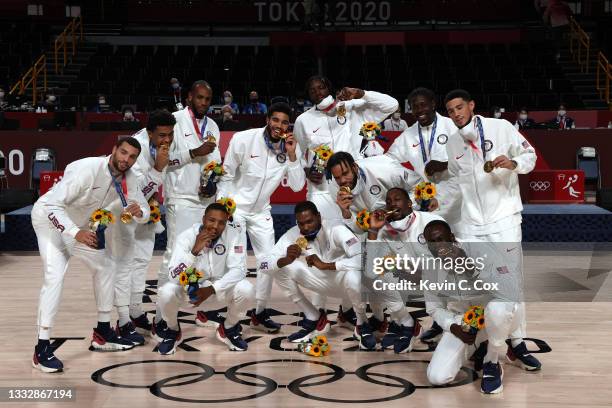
[
  {"xmin": 158, "ymin": 279, "xmax": 255, "ymax": 329},
  {"xmin": 32, "ymin": 205, "xmax": 114, "ymax": 331}
]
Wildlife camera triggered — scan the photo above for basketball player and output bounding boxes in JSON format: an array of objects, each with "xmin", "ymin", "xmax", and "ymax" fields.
[
  {"xmin": 443, "ymin": 89, "xmax": 541, "ymax": 392},
  {"xmin": 154, "ymin": 81, "xmax": 221, "ymax": 334},
  {"xmin": 257, "ymin": 201, "xmax": 374, "ymax": 350},
  {"xmin": 293, "ymin": 76, "xmax": 399, "ymax": 223},
  {"xmin": 110, "ymin": 110, "xmax": 176, "ymax": 345},
  {"xmin": 215, "ymin": 102, "xmax": 305, "ymax": 333},
  {"xmin": 364, "ymin": 188, "xmax": 444, "ymax": 352},
  {"xmin": 31, "ymin": 138, "xmax": 150, "ymax": 372},
  {"xmin": 422, "ymin": 219, "xmax": 536, "ymax": 394},
  {"xmin": 156, "ymin": 203, "xmax": 254, "ymax": 354}
]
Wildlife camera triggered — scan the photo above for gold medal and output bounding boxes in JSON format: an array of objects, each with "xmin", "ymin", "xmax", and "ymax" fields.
[
  {"xmin": 206, "ymin": 135, "xmax": 216, "ymax": 144},
  {"xmin": 296, "ymin": 236, "xmax": 308, "ymax": 250},
  {"xmin": 336, "ymin": 103, "xmax": 346, "ymax": 117},
  {"xmin": 483, "ymin": 161, "xmax": 494, "ymax": 173},
  {"xmin": 340, "ymin": 186, "xmax": 351, "ymax": 194},
  {"xmin": 120, "ymin": 210, "xmax": 133, "ymax": 224}
]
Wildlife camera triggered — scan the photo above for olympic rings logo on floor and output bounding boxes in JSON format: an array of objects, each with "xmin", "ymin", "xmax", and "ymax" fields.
[
  {"xmin": 91, "ymin": 359, "xmax": 477, "ymax": 403},
  {"xmin": 529, "ymin": 181, "xmax": 551, "ymax": 191}
]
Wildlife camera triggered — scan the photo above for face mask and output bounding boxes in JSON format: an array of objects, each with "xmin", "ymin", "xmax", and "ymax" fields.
[
  {"xmin": 392, "ymin": 113, "xmax": 401, "ymax": 120},
  {"xmin": 99, "ymin": 98, "xmax": 106, "ymax": 105},
  {"xmin": 494, "ymin": 112, "xmax": 501, "ymax": 118},
  {"xmin": 303, "ymin": 226, "xmax": 321, "ymax": 241},
  {"xmin": 224, "ymin": 96, "xmax": 232, "ymax": 104},
  {"xmin": 558, "ymin": 110, "xmax": 566, "ymax": 117},
  {"xmin": 47, "ymin": 95, "xmax": 56, "ymax": 102},
  {"xmin": 297, "ymin": 100, "xmax": 304, "ymax": 106},
  {"xmin": 124, "ymin": 111, "xmax": 133, "ymax": 119},
  {"xmin": 459, "ymin": 118, "xmax": 478, "ymax": 141},
  {"xmin": 316, "ymin": 95, "xmax": 334, "ymax": 111},
  {"xmin": 519, "ymin": 114, "xmax": 528, "ymax": 121},
  {"xmin": 172, "ymin": 83, "xmax": 180, "ymax": 89},
  {"xmin": 223, "ymin": 112, "xmax": 232, "ymax": 120}
]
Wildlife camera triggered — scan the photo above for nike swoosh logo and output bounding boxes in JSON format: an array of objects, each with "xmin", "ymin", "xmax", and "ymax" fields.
[
  {"xmin": 412, "ymin": 143, "xmax": 420, "ymax": 147},
  {"xmin": 250, "ymin": 155, "xmax": 259, "ymax": 158},
  {"xmin": 506, "ymin": 247, "xmax": 517, "ymax": 252},
  {"xmin": 47, "ymin": 356, "xmax": 54, "ymax": 360},
  {"xmin": 455, "ymin": 154, "xmax": 465, "ymax": 160},
  {"xmin": 185, "ymin": 133, "xmax": 192, "ymax": 137},
  {"xmin": 266, "ymin": 218, "xmax": 271, "ymax": 221},
  {"xmin": 313, "ymin": 127, "xmax": 320, "ymax": 133}
]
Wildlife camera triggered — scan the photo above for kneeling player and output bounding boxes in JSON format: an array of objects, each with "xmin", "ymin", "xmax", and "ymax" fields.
[{"xmin": 156, "ymin": 203, "xmax": 254, "ymax": 354}]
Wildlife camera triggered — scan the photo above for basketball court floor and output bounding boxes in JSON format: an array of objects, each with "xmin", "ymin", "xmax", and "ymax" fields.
[{"xmin": 1, "ymin": 249, "xmax": 612, "ymax": 407}]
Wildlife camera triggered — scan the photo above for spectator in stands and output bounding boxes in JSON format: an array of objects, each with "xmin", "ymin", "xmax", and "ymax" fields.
[
  {"xmin": 292, "ymin": 94, "xmax": 313, "ymax": 114},
  {"xmin": 514, "ymin": 107, "xmax": 536, "ymax": 130},
  {"xmin": 41, "ymin": 92, "xmax": 59, "ymax": 112},
  {"xmin": 490, "ymin": 106, "xmax": 502, "ymax": 119},
  {"xmin": 242, "ymin": 90, "xmax": 267, "ymax": 115},
  {"xmin": 0, "ymin": 88, "xmax": 8, "ymax": 111},
  {"xmin": 222, "ymin": 90, "xmax": 240, "ymax": 113},
  {"xmin": 92, "ymin": 94, "xmax": 111, "ymax": 113},
  {"xmin": 383, "ymin": 108, "xmax": 408, "ymax": 131},
  {"xmin": 169, "ymin": 77, "xmax": 184, "ymax": 111},
  {"xmin": 550, "ymin": 103, "xmax": 575, "ymax": 129},
  {"xmin": 216, "ymin": 104, "xmax": 246, "ymax": 131},
  {"xmin": 122, "ymin": 107, "xmax": 139, "ymax": 123}
]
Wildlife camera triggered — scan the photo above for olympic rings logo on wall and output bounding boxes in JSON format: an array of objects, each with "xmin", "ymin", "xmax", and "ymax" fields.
[
  {"xmin": 91, "ymin": 359, "xmax": 477, "ymax": 403},
  {"xmin": 529, "ymin": 181, "xmax": 551, "ymax": 191}
]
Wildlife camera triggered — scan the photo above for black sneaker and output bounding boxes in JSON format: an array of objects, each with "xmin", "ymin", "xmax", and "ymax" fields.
[
  {"xmin": 249, "ymin": 309, "xmax": 281, "ymax": 333},
  {"xmin": 116, "ymin": 321, "xmax": 145, "ymax": 346},
  {"xmin": 32, "ymin": 341, "xmax": 63, "ymax": 373},
  {"xmin": 195, "ymin": 310, "xmax": 226, "ymax": 328},
  {"xmin": 91, "ymin": 327, "xmax": 134, "ymax": 351},
  {"xmin": 131, "ymin": 313, "xmax": 152, "ymax": 336}
]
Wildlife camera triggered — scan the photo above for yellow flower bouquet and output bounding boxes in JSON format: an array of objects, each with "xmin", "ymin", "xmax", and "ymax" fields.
[
  {"xmin": 179, "ymin": 266, "xmax": 205, "ymax": 302},
  {"xmin": 297, "ymin": 334, "xmax": 331, "ymax": 357},
  {"xmin": 148, "ymin": 198, "xmax": 161, "ymax": 224},
  {"xmin": 311, "ymin": 144, "xmax": 333, "ymax": 175},
  {"xmin": 415, "ymin": 181, "xmax": 437, "ymax": 211},
  {"xmin": 356, "ymin": 209, "xmax": 371, "ymax": 231},
  {"xmin": 217, "ymin": 197, "xmax": 237, "ymax": 217},
  {"xmin": 359, "ymin": 121, "xmax": 382, "ymax": 141},
  {"xmin": 462, "ymin": 305, "xmax": 485, "ymax": 335},
  {"xmin": 88, "ymin": 209, "xmax": 114, "ymax": 249},
  {"xmin": 199, "ymin": 161, "xmax": 225, "ymax": 199}
]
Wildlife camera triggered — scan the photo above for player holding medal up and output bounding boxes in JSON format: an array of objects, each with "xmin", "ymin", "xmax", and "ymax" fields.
[{"xmin": 215, "ymin": 102, "xmax": 305, "ymax": 333}]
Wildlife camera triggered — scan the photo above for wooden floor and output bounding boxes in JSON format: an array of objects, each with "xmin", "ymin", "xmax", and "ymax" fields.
[{"xmin": 1, "ymin": 251, "xmax": 612, "ymax": 407}]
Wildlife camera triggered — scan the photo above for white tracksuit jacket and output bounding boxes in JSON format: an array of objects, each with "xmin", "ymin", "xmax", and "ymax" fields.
[
  {"xmin": 167, "ymin": 222, "xmax": 247, "ymax": 294},
  {"xmin": 257, "ymin": 220, "xmax": 362, "ymax": 275},
  {"xmin": 34, "ymin": 156, "xmax": 150, "ymax": 236},
  {"xmin": 293, "ymin": 91, "xmax": 399, "ymax": 198},
  {"xmin": 441, "ymin": 115, "xmax": 537, "ymax": 236},
  {"xmin": 164, "ymin": 107, "xmax": 221, "ymax": 205},
  {"xmin": 216, "ymin": 127, "xmax": 305, "ymax": 213},
  {"xmin": 336, "ymin": 155, "xmax": 420, "ymax": 233}
]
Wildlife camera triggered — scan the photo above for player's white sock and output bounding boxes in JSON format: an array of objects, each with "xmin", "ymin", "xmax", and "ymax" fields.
[
  {"xmin": 484, "ymin": 348, "xmax": 499, "ymax": 364},
  {"xmin": 155, "ymin": 303, "xmax": 163, "ymax": 321},
  {"xmin": 129, "ymin": 303, "xmax": 144, "ymax": 319},
  {"xmin": 38, "ymin": 326, "xmax": 51, "ymax": 340},
  {"xmin": 510, "ymin": 338, "xmax": 522, "ymax": 348},
  {"xmin": 297, "ymin": 300, "xmax": 319, "ymax": 321},
  {"xmin": 98, "ymin": 311, "xmax": 111, "ymax": 323},
  {"xmin": 255, "ymin": 302, "xmax": 266, "ymax": 315},
  {"xmin": 117, "ymin": 306, "xmax": 130, "ymax": 326}
]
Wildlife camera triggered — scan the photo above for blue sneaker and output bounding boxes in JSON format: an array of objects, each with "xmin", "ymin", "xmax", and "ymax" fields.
[
  {"xmin": 507, "ymin": 341, "xmax": 542, "ymax": 371},
  {"xmin": 336, "ymin": 305, "xmax": 357, "ymax": 329},
  {"xmin": 32, "ymin": 341, "xmax": 63, "ymax": 373},
  {"xmin": 249, "ymin": 309, "xmax": 281, "ymax": 334},
  {"xmin": 216, "ymin": 323, "xmax": 248, "ymax": 351},
  {"xmin": 195, "ymin": 310, "xmax": 226, "ymax": 328},
  {"xmin": 393, "ymin": 324, "xmax": 417, "ymax": 354},
  {"xmin": 288, "ymin": 311, "xmax": 330, "ymax": 343},
  {"xmin": 381, "ymin": 321, "xmax": 402, "ymax": 350},
  {"xmin": 151, "ymin": 318, "xmax": 167, "ymax": 343},
  {"xmin": 116, "ymin": 321, "xmax": 145, "ymax": 346},
  {"xmin": 420, "ymin": 321, "xmax": 443, "ymax": 344},
  {"xmin": 481, "ymin": 361, "xmax": 504, "ymax": 394},
  {"xmin": 354, "ymin": 322, "xmax": 377, "ymax": 350},
  {"xmin": 91, "ymin": 327, "xmax": 134, "ymax": 351},
  {"xmin": 157, "ymin": 326, "xmax": 182, "ymax": 355},
  {"xmin": 131, "ymin": 313, "xmax": 152, "ymax": 336},
  {"xmin": 368, "ymin": 315, "xmax": 388, "ymax": 339}
]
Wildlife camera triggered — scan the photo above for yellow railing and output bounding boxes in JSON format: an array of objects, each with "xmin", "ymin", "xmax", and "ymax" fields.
[
  {"xmin": 9, "ymin": 17, "xmax": 83, "ymax": 105},
  {"xmin": 569, "ymin": 16, "xmax": 590, "ymax": 73},
  {"xmin": 54, "ymin": 16, "xmax": 83, "ymax": 74},
  {"xmin": 9, "ymin": 54, "xmax": 47, "ymax": 105},
  {"xmin": 596, "ymin": 52, "xmax": 611, "ymax": 108}
]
